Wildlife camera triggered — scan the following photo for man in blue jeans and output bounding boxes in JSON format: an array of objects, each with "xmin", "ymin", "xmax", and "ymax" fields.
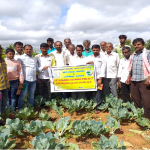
[{"xmin": 18, "ymin": 44, "xmax": 38, "ymax": 109}]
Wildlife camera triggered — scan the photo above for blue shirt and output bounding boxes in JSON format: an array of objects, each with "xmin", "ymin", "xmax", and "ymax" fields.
[
  {"xmin": 40, "ymin": 47, "xmax": 56, "ymax": 54},
  {"xmin": 132, "ymin": 50, "xmax": 150, "ymax": 81},
  {"xmin": 82, "ymin": 49, "xmax": 93, "ymax": 57}
]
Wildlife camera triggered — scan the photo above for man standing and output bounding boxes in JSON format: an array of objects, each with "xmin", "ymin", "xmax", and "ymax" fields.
[
  {"xmin": 0, "ymin": 45, "xmax": 10, "ymax": 125},
  {"xmin": 103, "ymin": 43, "xmax": 120, "ymax": 97},
  {"xmin": 114, "ymin": 35, "xmax": 130, "ymax": 59},
  {"xmin": 86, "ymin": 45, "xmax": 106, "ymax": 113},
  {"xmin": 126, "ymin": 38, "xmax": 150, "ymax": 119},
  {"xmin": 82, "ymin": 40, "xmax": 93, "ymax": 57},
  {"xmin": 118, "ymin": 47, "xmax": 131, "ymax": 102},
  {"xmin": 14, "ymin": 42, "xmax": 23, "ymax": 61},
  {"xmin": 52, "ymin": 41, "xmax": 69, "ymax": 99},
  {"xmin": 69, "ymin": 45, "xmax": 86, "ymax": 99},
  {"xmin": 18, "ymin": 45, "xmax": 38, "ymax": 109},
  {"xmin": 47, "ymin": 38, "xmax": 56, "ymax": 54},
  {"xmin": 62, "ymin": 38, "xmax": 72, "ymax": 52},
  {"xmin": 36, "ymin": 43, "xmax": 56, "ymax": 101},
  {"xmin": 68, "ymin": 44, "xmax": 76, "ymax": 64},
  {"xmin": 100, "ymin": 41, "xmax": 106, "ymax": 57}
]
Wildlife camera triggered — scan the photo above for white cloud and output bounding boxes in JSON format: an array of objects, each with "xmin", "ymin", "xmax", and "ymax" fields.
[{"xmin": 0, "ymin": 0, "xmax": 150, "ymax": 51}]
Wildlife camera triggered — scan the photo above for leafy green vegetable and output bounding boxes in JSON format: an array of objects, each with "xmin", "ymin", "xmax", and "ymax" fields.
[
  {"xmin": 109, "ymin": 107, "xmax": 131, "ymax": 121},
  {"xmin": 15, "ymin": 107, "xmax": 38, "ymax": 120},
  {"xmin": 130, "ymin": 106, "xmax": 144, "ymax": 119},
  {"xmin": 34, "ymin": 95, "xmax": 46, "ymax": 107},
  {"xmin": 5, "ymin": 118, "xmax": 27, "ymax": 137},
  {"xmin": 91, "ymin": 134, "xmax": 126, "ymax": 149},
  {"xmin": 32, "ymin": 132, "xmax": 64, "ymax": 149},
  {"xmin": 55, "ymin": 116, "xmax": 74, "ymax": 137},
  {"xmin": 42, "ymin": 121, "xmax": 55, "ymax": 131},
  {"xmin": 84, "ymin": 100, "xmax": 97, "ymax": 112},
  {"xmin": 2, "ymin": 106, "xmax": 15, "ymax": 120},
  {"xmin": 45, "ymin": 99, "xmax": 57, "ymax": 107},
  {"xmin": 0, "ymin": 132, "xmax": 16, "ymax": 149},
  {"xmin": 39, "ymin": 109, "xmax": 51, "ymax": 121},
  {"xmin": 24, "ymin": 120, "xmax": 47, "ymax": 136},
  {"xmin": 106, "ymin": 116, "xmax": 120, "ymax": 134},
  {"xmin": 87, "ymin": 119, "xmax": 106, "ymax": 136},
  {"xmin": 98, "ymin": 103, "xmax": 109, "ymax": 111},
  {"xmin": 136, "ymin": 117, "xmax": 150, "ymax": 129},
  {"xmin": 52, "ymin": 104, "xmax": 64, "ymax": 118},
  {"xmin": 70, "ymin": 120, "xmax": 91, "ymax": 137}
]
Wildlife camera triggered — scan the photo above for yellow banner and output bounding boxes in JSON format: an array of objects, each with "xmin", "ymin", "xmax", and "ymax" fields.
[{"xmin": 50, "ymin": 65, "xmax": 97, "ymax": 92}]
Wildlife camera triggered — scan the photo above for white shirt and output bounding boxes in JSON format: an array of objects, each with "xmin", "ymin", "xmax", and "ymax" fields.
[
  {"xmin": 68, "ymin": 52, "xmax": 77, "ymax": 65},
  {"xmin": 104, "ymin": 51, "xmax": 120, "ymax": 78},
  {"xmin": 18, "ymin": 54, "xmax": 38, "ymax": 82},
  {"xmin": 100, "ymin": 50, "xmax": 106, "ymax": 57},
  {"xmin": 69, "ymin": 55, "xmax": 86, "ymax": 66},
  {"xmin": 51, "ymin": 50, "xmax": 69, "ymax": 66},
  {"xmin": 86, "ymin": 54, "xmax": 106, "ymax": 79},
  {"xmin": 14, "ymin": 51, "xmax": 23, "ymax": 61},
  {"xmin": 118, "ymin": 56, "xmax": 130, "ymax": 83},
  {"xmin": 35, "ymin": 53, "xmax": 55, "ymax": 79}
]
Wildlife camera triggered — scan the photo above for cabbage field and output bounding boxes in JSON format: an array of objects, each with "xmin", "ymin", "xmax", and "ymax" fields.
[{"xmin": 0, "ymin": 94, "xmax": 150, "ymax": 149}]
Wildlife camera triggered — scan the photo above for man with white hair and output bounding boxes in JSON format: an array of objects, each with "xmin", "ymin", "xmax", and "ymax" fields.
[
  {"xmin": 62, "ymin": 38, "xmax": 72, "ymax": 52},
  {"xmin": 82, "ymin": 40, "xmax": 93, "ymax": 57},
  {"xmin": 103, "ymin": 42, "xmax": 120, "ymax": 97},
  {"xmin": 100, "ymin": 41, "xmax": 106, "ymax": 57}
]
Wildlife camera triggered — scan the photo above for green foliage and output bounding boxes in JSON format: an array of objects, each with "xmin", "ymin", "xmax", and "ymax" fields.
[
  {"xmin": 52, "ymin": 104, "xmax": 64, "ymax": 118},
  {"xmin": 32, "ymin": 132, "xmax": 64, "ymax": 149},
  {"xmin": 145, "ymin": 39, "xmax": 150, "ymax": 50},
  {"xmin": 84, "ymin": 100, "xmax": 97, "ymax": 112},
  {"xmin": 60, "ymin": 98, "xmax": 96, "ymax": 114},
  {"xmin": 39, "ymin": 109, "xmax": 51, "ymax": 121},
  {"xmin": 24, "ymin": 120, "xmax": 47, "ymax": 136},
  {"xmin": 87, "ymin": 119, "xmax": 106, "ymax": 136},
  {"xmin": 2, "ymin": 106, "xmax": 15, "ymax": 120},
  {"xmin": 42, "ymin": 121, "xmax": 55, "ymax": 131},
  {"xmin": 70, "ymin": 120, "xmax": 91, "ymax": 137},
  {"xmin": 91, "ymin": 134, "xmax": 126, "ymax": 149},
  {"xmin": 125, "ymin": 39, "xmax": 135, "ymax": 54},
  {"xmin": 15, "ymin": 107, "xmax": 38, "ymax": 120},
  {"xmin": 5, "ymin": 118, "xmax": 27, "ymax": 137},
  {"xmin": 34, "ymin": 95, "xmax": 46, "ymax": 108},
  {"xmin": 55, "ymin": 116, "xmax": 74, "ymax": 137},
  {"xmin": 45, "ymin": 99, "xmax": 57, "ymax": 107},
  {"xmin": 106, "ymin": 116, "xmax": 120, "ymax": 134},
  {"xmin": 0, "ymin": 132, "xmax": 16, "ymax": 149},
  {"xmin": 109, "ymin": 107, "xmax": 132, "ymax": 121},
  {"xmin": 136, "ymin": 117, "xmax": 150, "ymax": 129}
]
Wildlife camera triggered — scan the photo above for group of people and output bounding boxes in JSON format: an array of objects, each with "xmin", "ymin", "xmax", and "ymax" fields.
[{"xmin": 0, "ymin": 34, "xmax": 150, "ymax": 125}]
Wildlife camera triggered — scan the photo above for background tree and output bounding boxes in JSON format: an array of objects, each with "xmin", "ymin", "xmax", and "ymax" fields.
[
  {"xmin": 145, "ymin": 39, "xmax": 150, "ymax": 50},
  {"xmin": 125, "ymin": 39, "xmax": 135, "ymax": 54}
]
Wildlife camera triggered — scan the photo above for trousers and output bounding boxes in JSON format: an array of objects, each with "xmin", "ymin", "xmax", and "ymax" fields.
[
  {"xmin": 131, "ymin": 81, "xmax": 150, "ymax": 118},
  {"xmin": 18, "ymin": 80, "xmax": 36, "ymax": 109},
  {"xmin": 0, "ymin": 89, "xmax": 8, "ymax": 119},
  {"xmin": 38, "ymin": 79, "xmax": 51, "ymax": 101},
  {"xmin": 102, "ymin": 78, "xmax": 118, "ymax": 97},
  {"xmin": 121, "ymin": 82, "xmax": 131, "ymax": 103}
]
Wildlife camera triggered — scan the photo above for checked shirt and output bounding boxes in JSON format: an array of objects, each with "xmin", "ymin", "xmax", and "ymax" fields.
[{"xmin": 132, "ymin": 50, "xmax": 150, "ymax": 81}]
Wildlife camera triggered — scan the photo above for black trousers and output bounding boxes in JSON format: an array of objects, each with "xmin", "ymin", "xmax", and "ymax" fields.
[
  {"xmin": 121, "ymin": 82, "xmax": 131, "ymax": 103},
  {"xmin": 38, "ymin": 79, "xmax": 51, "ymax": 101}
]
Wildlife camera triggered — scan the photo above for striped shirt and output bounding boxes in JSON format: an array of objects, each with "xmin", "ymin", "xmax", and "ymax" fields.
[
  {"xmin": 0, "ymin": 59, "xmax": 10, "ymax": 90},
  {"xmin": 132, "ymin": 50, "xmax": 150, "ymax": 81},
  {"xmin": 5, "ymin": 58, "xmax": 24, "ymax": 84}
]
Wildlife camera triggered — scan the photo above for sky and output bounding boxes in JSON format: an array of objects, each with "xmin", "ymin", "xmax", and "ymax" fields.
[{"xmin": 0, "ymin": 0, "xmax": 150, "ymax": 51}]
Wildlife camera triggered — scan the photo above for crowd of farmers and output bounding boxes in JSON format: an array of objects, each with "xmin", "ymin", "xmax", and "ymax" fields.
[{"xmin": 0, "ymin": 35, "xmax": 150, "ymax": 125}]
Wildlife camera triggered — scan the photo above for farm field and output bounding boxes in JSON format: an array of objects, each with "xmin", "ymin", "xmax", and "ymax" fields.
[{"xmin": 0, "ymin": 94, "xmax": 150, "ymax": 149}]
